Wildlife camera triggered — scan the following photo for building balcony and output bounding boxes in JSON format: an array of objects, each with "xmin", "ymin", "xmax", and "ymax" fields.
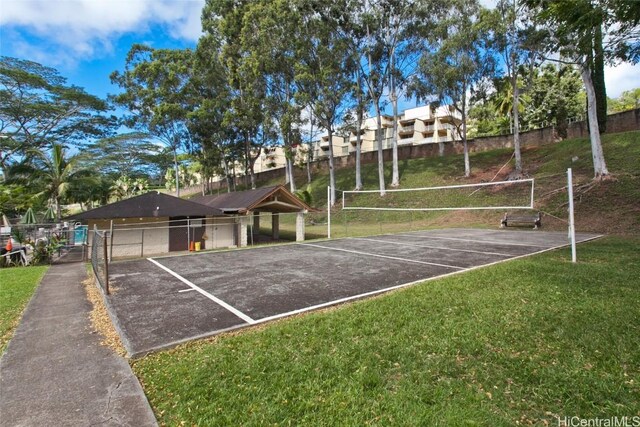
[{"xmin": 398, "ymin": 125, "xmax": 414, "ymax": 136}]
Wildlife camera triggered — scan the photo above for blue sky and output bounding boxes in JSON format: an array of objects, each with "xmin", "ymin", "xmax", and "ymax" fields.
[
  {"xmin": 1, "ymin": 0, "xmax": 204, "ymax": 101},
  {"xmin": 1, "ymin": 0, "xmax": 639, "ymax": 107}
]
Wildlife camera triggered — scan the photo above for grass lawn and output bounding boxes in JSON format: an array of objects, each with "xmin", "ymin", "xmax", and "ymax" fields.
[
  {"xmin": 133, "ymin": 236, "xmax": 640, "ymax": 426},
  {"xmin": 0, "ymin": 266, "xmax": 48, "ymax": 354}
]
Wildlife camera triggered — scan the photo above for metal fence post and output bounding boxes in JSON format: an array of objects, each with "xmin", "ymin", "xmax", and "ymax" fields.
[{"xmin": 103, "ymin": 232, "xmax": 110, "ymax": 295}]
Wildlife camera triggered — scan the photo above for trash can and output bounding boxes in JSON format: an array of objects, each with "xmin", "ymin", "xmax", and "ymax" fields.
[{"xmin": 195, "ymin": 242, "xmax": 201, "ymax": 251}]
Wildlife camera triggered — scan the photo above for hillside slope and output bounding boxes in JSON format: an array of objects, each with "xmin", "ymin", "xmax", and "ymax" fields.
[{"xmin": 286, "ymin": 131, "xmax": 639, "ymax": 236}]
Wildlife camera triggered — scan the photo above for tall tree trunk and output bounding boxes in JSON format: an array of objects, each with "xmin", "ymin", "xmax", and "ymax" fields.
[
  {"xmin": 307, "ymin": 111, "xmax": 313, "ymax": 184},
  {"xmin": 288, "ymin": 157, "xmax": 296, "ymax": 193},
  {"xmin": 173, "ymin": 148, "xmax": 180, "ymax": 197},
  {"xmin": 592, "ymin": 22, "xmax": 607, "ymax": 133},
  {"xmin": 374, "ymin": 104, "xmax": 386, "ymax": 197},
  {"xmin": 243, "ymin": 132, "xmax": 250, "ymax": 188},
  {"xmin": 436, "ymin": 117, "xmax": 445, "ymax": 157},
  {"xmin": 284, "ymin": 159, "xmax": 290, "ymax": 185},
  {"xmin": 355, "ymin": 106, "xmax": 363, "ymax": 191},
  {"xmin": 390, "ymin": 51, "xmax": 400, "ymax": 187},
  {"xmin": 222, "ymin": 158, "xmax": 232, "ymax": 193},
  {"xmin": 390, "ymin": 93, "xmax": 399, "ymax": 187},
  {"xmin": 512, "ymin": 74, "xmax": 522, "ymax": 174},
  {"xmin": 366, "ymin": 19, "xmax": 385, "ymax": 197},
  {"xmin": 327, "ymin": 128, "xmax": 336, "ymax": 206},
  {"xmin": 580, "ymin": 63, "xmax": 609, "ymax": 179},
  {"xmin": 461, "ymin": 94, "xmax": 470, "ymax": 178}
]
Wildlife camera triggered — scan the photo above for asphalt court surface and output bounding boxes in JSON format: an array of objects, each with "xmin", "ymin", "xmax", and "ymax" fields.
[{"xmin": 106, "ymin": 228, "xmax": 601, "ymax": 356}]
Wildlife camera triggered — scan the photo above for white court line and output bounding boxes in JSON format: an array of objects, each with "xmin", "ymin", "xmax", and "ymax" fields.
[
  {"xmin": 298, "ymin": 243, "xmax": 465, "ymax": 270},
  {"xmin": 255, "ymin": 235, "xmax": 603, "ymax": 325},
  {"xmin": 178, "ymin": 288, "xmax": 196, "ymax": 293},
  {"xmin": 352, "ymin": 237, "xmax": 514, "ymax": 257},
  {"xmin": 394, "ymin": 233, "xmax": 553, "ymax": 248},
  {"xmin": 147, "ymin": 258, "xmax": 256, "ymax": 325}
]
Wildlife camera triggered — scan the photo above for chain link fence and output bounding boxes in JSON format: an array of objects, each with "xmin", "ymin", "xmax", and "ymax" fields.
[{"xmin": 87, "ymin": 212, "xmax": 329, "ymax": 261}]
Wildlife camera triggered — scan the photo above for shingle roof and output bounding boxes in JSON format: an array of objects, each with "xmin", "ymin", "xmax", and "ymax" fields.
[
  {"xmin": 190, "ymin": 185, "xmax": 313, "ymax": 214},
  {"xmin": 66, "ymin": 191, "xmax": 224, "ymax": 220}
]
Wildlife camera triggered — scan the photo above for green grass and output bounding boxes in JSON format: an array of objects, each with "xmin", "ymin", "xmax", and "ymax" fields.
[
  {"xmin": 0, "ymin": 265, "xmax": 48, "ymax": 353},
  {"xmin": 133, "ymin": 236, "xmax": 640, "ymax": 426}
]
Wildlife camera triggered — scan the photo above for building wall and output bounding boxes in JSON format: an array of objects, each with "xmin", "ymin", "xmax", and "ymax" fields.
[
  {"xmin": 88, "ymin": 217, "xmax": 169, "ymax": 259},
  {"xmin": 87, "ymin": 215, "xmax": 237, "ymax": 258},
  {"xmin": 205, "ymin": 217, "xmax": 236, "ymax": 249}
]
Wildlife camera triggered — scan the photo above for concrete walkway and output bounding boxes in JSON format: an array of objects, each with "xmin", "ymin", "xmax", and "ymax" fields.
[{"xmin": 0, "ymin": 262, "xmax": 157, "ymax": 427}]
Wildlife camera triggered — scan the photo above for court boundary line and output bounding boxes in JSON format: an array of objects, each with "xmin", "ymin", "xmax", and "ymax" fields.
[
  {"xmin": 147, "ymin": 258, "xmax": 256, "ymax": 325},
  {"xmin": 127, "ymin": 234, "xmax": 603, "ymax": 357},
  {"xmin": 351, "ymin": 237, "xmax": 514, "ymax": 257},
  {"xmin": 393, "ymin": 233, "xmax": 554, "ymax": 248},
  {"xmin": 297, "ymin": 242, "xmax": 465, "ymax": 270}
]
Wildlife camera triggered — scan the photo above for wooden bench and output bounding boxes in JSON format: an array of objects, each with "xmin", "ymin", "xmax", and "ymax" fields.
[{"xmin": 501, "ymin": 212, "xmax": 542, "ymax": 229}]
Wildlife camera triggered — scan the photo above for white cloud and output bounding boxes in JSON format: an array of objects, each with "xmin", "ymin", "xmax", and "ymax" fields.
[
  {"xmin": 605, "ymin": 62, "xmax": 640, "ymax": 99},
  {"xmin": 0, "ymin": 0, "xmax": 204, "ymax": 66}
]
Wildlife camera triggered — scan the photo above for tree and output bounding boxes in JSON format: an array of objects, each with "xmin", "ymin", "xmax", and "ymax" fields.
[
  {"xmin": 524, "ymin": 0, "xmax": 640, "ymax": 179},
  {"xmin": 189, "ymin": 35, "xmax": 234, "ymax": 194},
  {"xmin": 202, "ymin": 0, "xmax": 275, "ymax": 191},
  {"xmin": 77, "ymin": 132, "xmax": 165, "ymax": 179},
  {"xmin": 243, "ymin": 0, "xmax": 307, "ymax": 192},
  {"xmin": 295, "ymin": 0, "xmax": 355, "ymax": 206},
  {"xmin": 67, "ymin": 174, "xmax": 111, "ymax": 211},
  {"xmin": 608, "ymin": 88, "xmax": 640, "ymax": 113},
  {"xmin": 490, "ymin": 0, "xmax": 545, "ymax": 176},
  {"xmin": 0, "ymin": 56, "xmax": 112, "ymax": 176},
  {"xmin": 110, "ymin": 46, "xmax": 196, "ymax": 196},
  {"xmin": 7, "ymin": 144, "xmax": 90, "ymax": 220},
  {"xmin": 110, "ymin": 175, "xmax": 149, "ymax": 201},
  {"xmin": 370, "ymin": 0, "xmax": 425, "ymax": 188},
  {"xmin": 523, "ymin": 64, "xmax": 584, "ymax": 138},
  {"xmin": 356, "ymin": 0, "xmax": 392, "ymax": 197},
  {"xmin": 412, "ymin": 0, "xmax": 495, "ymax": 177}
]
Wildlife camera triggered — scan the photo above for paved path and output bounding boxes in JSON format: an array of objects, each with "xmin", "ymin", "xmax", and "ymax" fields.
[{"xmin": 0, "ymin": 262, "xmax": 157, "ymax": 427}]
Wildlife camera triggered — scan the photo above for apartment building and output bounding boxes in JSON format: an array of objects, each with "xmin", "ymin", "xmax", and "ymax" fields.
[
  {"xmin": 311, "ymin": 105, "xmax": 461, "ymax": 161},
  {"xmin": 252, "ymin": 104, "xmax": 462, "ymax": 174}
]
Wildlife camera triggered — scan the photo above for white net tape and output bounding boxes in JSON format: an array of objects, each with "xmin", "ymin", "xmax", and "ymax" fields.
[{"xmin": 341, "ymin": 179, "xmax": 535, "ymax": 211}]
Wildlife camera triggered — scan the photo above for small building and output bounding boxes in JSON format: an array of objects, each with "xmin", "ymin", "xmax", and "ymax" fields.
[
  {"xmin": 191, "ymin": 185, "xmax": 312, "ymax": 246},
  {"xmin": 67, "ymin": 186, "xmax": 313, "ymax": 259},
  {"xmin": 67, "ymin": 191, "xmax": 232, "ymax": 258}
]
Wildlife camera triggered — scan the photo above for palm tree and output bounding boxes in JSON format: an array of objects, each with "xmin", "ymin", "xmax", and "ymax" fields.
[
  {"xmin": 8, "ymin": 144, "xmax": 91, "ymax": 220},
  {"xmin": 493, "ymin": 77, "xmax": 529, "ymax": 134}
]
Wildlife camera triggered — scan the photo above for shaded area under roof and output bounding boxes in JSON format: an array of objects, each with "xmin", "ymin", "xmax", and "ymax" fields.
[
  {"xmin": 66, "ymin": 192, "xmax": 224, "ymax": 220},
  {"xmin": 191, "ymin": 185, "xmax": 312, "ymax": 214}
]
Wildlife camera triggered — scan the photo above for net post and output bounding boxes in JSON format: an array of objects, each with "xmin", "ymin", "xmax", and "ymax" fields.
[
  {"xmin": 530, "ymin": 179, "xmax": 535, "ymax": 209},
  {"xmin": 103, "ymin": 230, "xmax": 110, "ymax": 295},
  {"xmin": 567, "ymin": 168, "xmax": 577, "ymax": 263},
  {"xmin": 327, "ymin": 186, "xmax": 331, "ymax": 239}
]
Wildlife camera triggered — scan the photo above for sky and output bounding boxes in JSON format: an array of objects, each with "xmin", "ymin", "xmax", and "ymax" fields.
[{"xmin": 1, "ymin": 0, "xmax": 639, "ymax": 107}]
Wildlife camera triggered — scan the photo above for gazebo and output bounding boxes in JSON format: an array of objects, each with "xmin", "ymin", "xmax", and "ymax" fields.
[{"xmin": 190, "ymin": 185, "xmax": 313, "ymax": 246}]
